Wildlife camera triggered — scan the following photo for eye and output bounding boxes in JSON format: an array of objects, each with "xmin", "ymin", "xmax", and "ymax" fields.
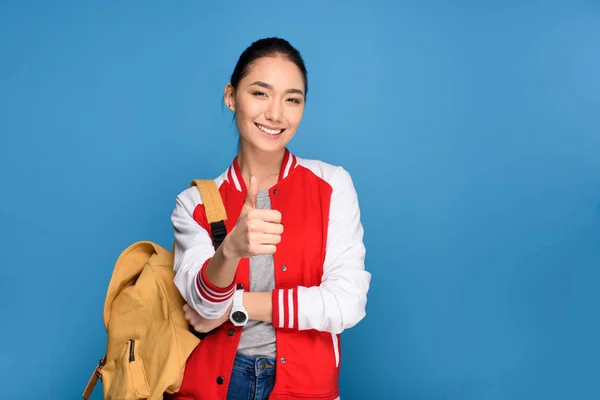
[
  {"xmin": 287, "ymin": 98, "xmax": 303, "ymax": 104},
  {"xmin": 252, "ymin": 91, "xmax": 268, "ymax": 97}
]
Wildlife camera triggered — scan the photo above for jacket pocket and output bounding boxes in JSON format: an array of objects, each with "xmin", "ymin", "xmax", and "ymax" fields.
[
  {"xmin": 104, "ymin": 339, "xmax": 151, "ymax": 400},
  {"xmin": 331, "ymin": 333, "xmax": 340, "ymax": 368}
]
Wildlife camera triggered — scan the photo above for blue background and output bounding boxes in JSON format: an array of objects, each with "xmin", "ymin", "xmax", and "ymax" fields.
[{"xmin": 1, "ymin": 1, "xmax": 599, "ymax": 399}]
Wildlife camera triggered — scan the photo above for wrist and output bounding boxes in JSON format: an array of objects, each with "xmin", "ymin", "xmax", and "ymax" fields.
[
  {"xmin": 243, "ymin": 292, "xmax": 272, "ymax": 323},
  {"xmin": 204, "ymin": 234, "xmax": 240, "ymax": 290},
  {"xmin": 220, "ymin": 234, "xmax": 240, "ymax": 262}
]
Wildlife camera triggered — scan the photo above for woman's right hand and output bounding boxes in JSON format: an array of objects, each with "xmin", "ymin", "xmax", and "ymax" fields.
[{"xmin": 224, "ymin": 176, "xmax": 283, "ymax": 259}]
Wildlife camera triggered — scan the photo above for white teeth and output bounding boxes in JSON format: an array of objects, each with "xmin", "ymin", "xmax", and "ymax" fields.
[{"xmin": 257, "ymin": 124, "xmax": 282, "ymax": 135}]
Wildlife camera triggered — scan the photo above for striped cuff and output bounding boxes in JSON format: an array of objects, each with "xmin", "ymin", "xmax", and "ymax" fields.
[
  {"xmin": 272, "ymin": 288, "xmax": 299, "ymax": 329},
  {"xmin": 195, "ymin": 258, "xmax": 236, "ymax": 303}
]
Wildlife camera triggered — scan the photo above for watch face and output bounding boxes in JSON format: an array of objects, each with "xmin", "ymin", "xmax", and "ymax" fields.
[{"xmin": 231, "ymin": 310, "xmax": 247, "ymax": 324}]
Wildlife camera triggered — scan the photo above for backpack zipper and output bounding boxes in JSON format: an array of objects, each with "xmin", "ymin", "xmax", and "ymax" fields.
[{"xmin": 129, "ymin": 339, "xmax": 135, "ymax": 362}]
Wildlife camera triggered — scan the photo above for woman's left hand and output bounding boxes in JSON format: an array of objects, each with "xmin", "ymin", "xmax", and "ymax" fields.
[{"xmin": 183, "ymin": 303, "xmax": 231, "ymax": 333}]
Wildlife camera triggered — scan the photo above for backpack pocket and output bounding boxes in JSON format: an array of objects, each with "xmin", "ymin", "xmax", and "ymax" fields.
[{"xmin": 103, "ymin": 339, "xmax": 151, "ymax": 400}]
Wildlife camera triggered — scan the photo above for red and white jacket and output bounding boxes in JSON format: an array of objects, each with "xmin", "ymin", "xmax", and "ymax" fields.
[{"xmin": 168, "ymin": 148, "xmax": 371, "ymax": 400}]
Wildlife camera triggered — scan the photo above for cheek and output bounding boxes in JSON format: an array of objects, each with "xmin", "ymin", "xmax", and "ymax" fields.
[
  {"xmin": 239, "ymin": 103, "xmax": 264, "ymax": 124},
  {"xmin": 235, "ymin": 106, "xmax": 257, "ymax": 131},
  {"xmin": 288, "ymin": 109, "xmax": 304, "ymax": 128}
]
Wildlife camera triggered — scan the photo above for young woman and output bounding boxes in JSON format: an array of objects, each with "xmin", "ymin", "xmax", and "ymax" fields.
[{"xmin": 168, "ymin": 37, "xmax": 371, "ymax": 400}]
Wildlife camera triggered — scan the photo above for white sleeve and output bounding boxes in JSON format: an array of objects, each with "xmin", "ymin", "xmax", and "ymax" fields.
[
  {"xmin": 171, "ymin": 187, "xmax": 235, "ymax": 319},
  {"xmin": 272, "ymin": 167, "xmax": 371, "ymax": 334}
]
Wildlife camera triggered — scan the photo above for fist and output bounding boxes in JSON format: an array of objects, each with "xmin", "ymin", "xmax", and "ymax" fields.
[
  {"xmin": 183, "ymin": 303, "xmax": 229, "ymax": 333},
  {"xmin": 228, "ymin": 176, "xmax": 284, "ymax": 258}
]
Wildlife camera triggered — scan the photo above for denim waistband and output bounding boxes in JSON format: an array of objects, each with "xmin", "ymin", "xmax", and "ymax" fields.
[{"xmin": 233, "ymin": 352, "xmax": 276, "ymax": 377}]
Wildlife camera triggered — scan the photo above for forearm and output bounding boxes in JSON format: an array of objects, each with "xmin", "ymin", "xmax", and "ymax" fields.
[
  {"xmin": 187, "ymin": 236, "xmax": 240, "ymax": 318},
  {"xmin": 204, "ymin": 235, "xmax": 241, "ymax": 288},
  {"xmin": 244, "ymin": 292, "xmax": 272, "ymax": 323}
]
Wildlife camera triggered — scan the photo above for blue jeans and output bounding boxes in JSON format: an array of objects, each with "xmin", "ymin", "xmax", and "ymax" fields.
[{"xmin": 226, "ymin": 352, "xmax": 276, "ymax": 400}]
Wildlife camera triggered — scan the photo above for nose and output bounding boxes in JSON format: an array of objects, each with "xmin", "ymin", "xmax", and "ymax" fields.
[{"xmin": 265, "ymin": 100, "xmax": 283, "ymax": 122}]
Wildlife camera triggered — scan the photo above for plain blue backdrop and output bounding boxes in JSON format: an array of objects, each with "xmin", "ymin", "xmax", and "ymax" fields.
[{"xmin": 1, "ymin": 1, "xmax": 599, "ymax": 399}]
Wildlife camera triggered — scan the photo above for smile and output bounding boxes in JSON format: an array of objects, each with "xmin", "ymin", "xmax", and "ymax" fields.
[{"xmin": 256, "ymin": 123, "xmax": 284, "ymax": 136}]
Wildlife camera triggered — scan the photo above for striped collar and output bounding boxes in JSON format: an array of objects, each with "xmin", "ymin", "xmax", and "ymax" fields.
[{"xmin": 225, "ymin": 148, "xmax": 299, "ymax": 192}]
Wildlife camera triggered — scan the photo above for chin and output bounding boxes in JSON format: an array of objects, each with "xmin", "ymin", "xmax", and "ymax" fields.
[
  {"xmin": 242, "ymin": 132, "xmax": 294, "ymax": 153},
  {"xmin": 250, "ymin": 139, "xmax": 289, "ymax": 153}
]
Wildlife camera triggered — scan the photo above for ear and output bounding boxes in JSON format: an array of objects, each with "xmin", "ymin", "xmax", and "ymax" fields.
[{"xmin": 224, "ymin": 83, "xmax": 235, "ymax": 111}]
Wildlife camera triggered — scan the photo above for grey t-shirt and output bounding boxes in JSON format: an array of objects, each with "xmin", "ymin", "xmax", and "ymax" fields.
[{"xmin": 237, "ymin": 189, "xmax": 277, "ymax": 358}]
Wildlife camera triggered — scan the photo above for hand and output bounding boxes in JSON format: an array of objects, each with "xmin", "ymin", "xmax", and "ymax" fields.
[
  {"xmin": 183, "ymin": 303, "xmax": 230, "ymax": 333},
  {"xmin": 226, "ymin": 176, "xmax": 283, "ymax": 258}
]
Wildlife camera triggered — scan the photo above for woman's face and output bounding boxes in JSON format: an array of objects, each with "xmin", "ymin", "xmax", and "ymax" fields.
[{"xmin": 225, "ymin": 56, "xmax": 306, "ymax": 154}]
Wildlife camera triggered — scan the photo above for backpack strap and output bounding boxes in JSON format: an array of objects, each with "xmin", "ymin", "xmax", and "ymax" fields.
[
  {"xmin": 82, "ymin": 356, "xmax": 105, "ymax": 400},
  {"xmin": 189, "ymin": 179, "xmax": 228, "ymax": 250},
  {"xmin": 171, "ymin": 179, "xmax": 228, "ymax": 254},
  {"xmin": 186, "ymin": 180, "xmax": 228, "ymax": 341}
]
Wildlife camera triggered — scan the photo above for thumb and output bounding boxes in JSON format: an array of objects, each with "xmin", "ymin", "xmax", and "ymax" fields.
[{"xmin": 244, "ymin": 175, "xmax": 258, "ymax": 209}]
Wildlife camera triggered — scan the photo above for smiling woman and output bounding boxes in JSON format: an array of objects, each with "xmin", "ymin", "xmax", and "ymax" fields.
[
  {"xmin": 225, "ymin": 42, "xmax": 307, "ymax": 155},
  {"xmin": 167, "ymin": 37, "xmax": 371, "ymax": 400}
]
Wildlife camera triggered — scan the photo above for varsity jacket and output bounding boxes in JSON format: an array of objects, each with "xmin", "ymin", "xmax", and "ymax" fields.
[{"xmin": 167, "ymin": 148, "xmax": 371, "ymax": 400}]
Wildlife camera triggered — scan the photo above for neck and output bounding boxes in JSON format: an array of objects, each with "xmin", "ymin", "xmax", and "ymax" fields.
[{"xmin": 237, "ymin": 141, "xmax": 285, "ymax": 190}]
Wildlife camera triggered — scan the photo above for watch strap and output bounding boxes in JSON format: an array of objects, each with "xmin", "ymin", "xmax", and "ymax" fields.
[{"xmin": 233, "ymin": 288, "xmax": 244, "ymax": 308}]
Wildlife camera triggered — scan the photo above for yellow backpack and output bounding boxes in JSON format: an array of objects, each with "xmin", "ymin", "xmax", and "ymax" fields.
[{"xmin": 83, "ymin": 179, "xmax": 228, "ymax": 400}]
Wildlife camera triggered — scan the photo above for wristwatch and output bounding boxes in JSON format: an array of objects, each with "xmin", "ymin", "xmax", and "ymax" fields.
[{"xmin": 229, "ymin": 288, "xmax": 248, "ymax": 327}]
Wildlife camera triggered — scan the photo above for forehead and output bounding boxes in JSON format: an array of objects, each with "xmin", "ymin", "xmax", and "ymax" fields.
[{"xmin": 242, "ymin": 56, "xmax": 305, "ymax": 90}]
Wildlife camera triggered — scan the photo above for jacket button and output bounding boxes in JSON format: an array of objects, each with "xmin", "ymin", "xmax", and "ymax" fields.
[
  {"xmin": 228, "ymin": 329, "xmax": 235, "ymax": 336},
  {"xmin": 217, "ymin": 376, "xmax": 224, "ymax": 385},
  {"xmin": 273, "ymin": 189, "xmax": 279, "ymax": 194},
  {"xmin": 237, "ymin": 283, "xmax": 244, "ymax": 290},
  {"xmin": 280, "ymin": 357, "xmax": 286, "ymax": 364},
  {"xmin": 281, "ymin": 265, "xmax": 287, "ymax": 271}
]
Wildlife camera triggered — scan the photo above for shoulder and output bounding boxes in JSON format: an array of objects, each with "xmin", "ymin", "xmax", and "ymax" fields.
[
  {"xmin": 174, "ymin": 170, "xmax": 229, "ymax": 210},
  {"xmin": 295, "ymin": 156, "xmax": 355, "ymax": 191}
]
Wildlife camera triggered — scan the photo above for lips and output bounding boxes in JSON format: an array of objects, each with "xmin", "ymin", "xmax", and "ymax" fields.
[{"xmin": 255, "ymin": 123, "xmax": 285, "ymax": 136}]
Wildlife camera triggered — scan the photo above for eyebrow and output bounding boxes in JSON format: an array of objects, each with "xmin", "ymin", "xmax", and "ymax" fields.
[{"xmin": 249, "ymin": 81, "xmax": 304, "ymax": 96}]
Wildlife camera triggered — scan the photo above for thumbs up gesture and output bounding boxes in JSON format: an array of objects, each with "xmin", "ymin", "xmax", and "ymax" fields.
[{"xmin": 227, "ymin": 176, "xmax": 283, "ymax": 258}]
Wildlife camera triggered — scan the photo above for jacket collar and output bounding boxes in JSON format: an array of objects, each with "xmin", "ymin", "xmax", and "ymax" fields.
[{"xmin": 226, "ymin": 148, "xmax": 298, "ymax": 193}]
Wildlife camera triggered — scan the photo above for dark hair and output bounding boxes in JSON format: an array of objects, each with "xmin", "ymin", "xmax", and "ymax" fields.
[{"xmin": 230, "ymin": 37, "xmax": 308, "ymax": 99}]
